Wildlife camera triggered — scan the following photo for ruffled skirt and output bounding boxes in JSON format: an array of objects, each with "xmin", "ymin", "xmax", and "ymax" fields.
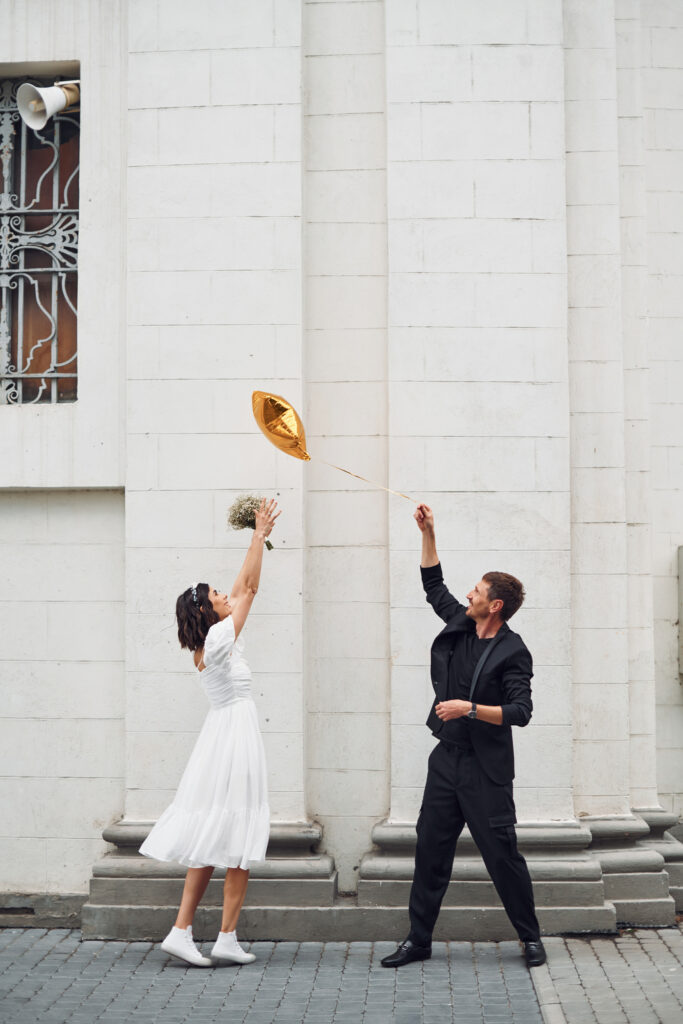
[{"xmin": 140, "ymin": 698, "xmax": 269, "ymax": 870}]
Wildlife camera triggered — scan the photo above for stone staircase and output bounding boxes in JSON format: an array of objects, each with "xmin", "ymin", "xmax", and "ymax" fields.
[{"xmin": 81, "ymin": 812, "xmax": 682, "ymax": 941}]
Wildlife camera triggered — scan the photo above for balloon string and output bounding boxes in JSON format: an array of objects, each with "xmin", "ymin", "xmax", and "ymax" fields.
[{"xmin": 318, "ymin": 459, "xmax": 415, "ymax": 503}]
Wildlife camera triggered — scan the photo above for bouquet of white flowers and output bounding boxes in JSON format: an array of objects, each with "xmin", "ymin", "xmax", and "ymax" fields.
[{"xmin": 227, "ymin": 495, "xmax": 274, "ymax": 550}]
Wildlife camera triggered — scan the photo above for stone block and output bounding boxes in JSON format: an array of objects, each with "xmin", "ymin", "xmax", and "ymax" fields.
[
  {"xmin": 307, "ymin": 168, "xmax": 385, "ymax": 221},
  {"xmin": 156, "ymin": 0, "xmax": 273, "ymax": 50},
  {"xmin": 571, "ymin": 468, "xmax": 626, "ymax": 523},
  {"xmin": 572, "ymin": 627, "xmax": 629, "ymax": 686},
  {"xmin": 306, "ymin": 1, "xmax": 384, "ymax": 55},
  {"xmin": 263, "ymin": 732, "xmax": 305, "ymax": 793},
  {"xmin": 307, "ymin": 712, "xmax": 389, "ymax": 771},
  {"xmin": 420, "ymin": 219, "xmax": 534, "ymax": 273},
  {"xmin": 566, "ymin": 152, "xmax": 620, "ymax": 205},
  {"xmin": 530, "ymin": 100, "xmax": 566, "ymax": 158},
  {"xmin": 127, "ymin": 109, "xmax": 158, "ymax": 166},
  {"xmin": 0, "ymin": 777, "xmax": 123, "ymax": 840},
  {"xmin": 387, "ymin": 44, "xmax": 470, "ymax": 102},
  {"xmin": 128, "ymin": 0, "xmax": 158, "ymax": 51},
  {"xmin": 388, "ymin": 161, "xmax": 474, "ymax": 218},
  {"xmin": 566, "ymin": 99, "xmax": 619, "ymax": 152},
  {"xmin": 158, "ymin": 105, "xmax": 274, "ymax": 165},
  {"xmin": 386, "ymin": 101, "xmax": 422, "ymax": 161},
  {"xmin": 565, "ymin": 47, "xmax": 618, "ymax": 100},
  {"xmin": 307, "ymin": 547, "xmax": 388, "ymax": 604},
  {"xmin": 307, "ymin": 769, "xmax": 389, "ymax": 818},
  {"xmin": 307, "ymin": 491, "xmax": 385, "ymax": 546},
  {"xmin": 390, "ymin": 665, "xmax": 435, "ymax": 727},
  {"xmin": 306, "ymin": 54, "xmax": 384, "ymax": 115},
  {"xmin": 389, "ymin": 274, "xmax": 476, "ymax": 328},
  {"xmin": 573, "ymin": 572, "xmax": 627, "ymax": 630},
  {"xmin": 419, "ymin": 0, "xmax": 555, "ymax": 45},
  {"xmin": 307, "ymin": 223, "xmax": 386, "ymax": 276},
  {"xmin": 422, "ymin": 102, "xmax": 530, "ymax": 160},
  {"xmin": 127, "ymin": 50, "xmax": 211, "ymax": 109},
  {"xmin": 210, "ymin": 47, "xmax": 300, "ymax": 106},
  {"xmin": 475, "ymin": 159, "xmax": 565, "ymax": 220},
  {"xmin": 307, "ymin": 275, "xmax": 386, "ymax": 329},
  {"xmin": 572, "ymin": 523, "xmax": 628, "ymax": 575},
  {"xmin": 564, "ymin": 1, "xmax": 618, "ymax": 48},
  {"xmin": 574, "ymin": 683, "xmax": 630, "ymax": 742},
  {"xmin": 472, "ymin": 44, "xmax": 564, "ymax": 101},
  {"xmin": 307, "ymin": 658, "xmax": 389, "ymax": 716},
  {"xmin": 389, "ymin": 435, "xmax": 538, "ymax": 493},
  {"xmin": 573, "ymin": 740, "xmax": 631, "ymax": 804},
  {"xmin": 128, "ymin": 163, "xmax": 301, "ymax": 219},
  {"xmin": 567, "ymin": 204, "xmax": 621, "ymax": 256},
  {"xmin": 307, "ymin": 602, "xmax": 388, "ymax": 660},
  {"xmin": 514, "ymin": 725, "xmax": 573, "ymax": 789},
  {"xmin": 306, "ymin": 112, "xmax": 385, "ymax": 170}
]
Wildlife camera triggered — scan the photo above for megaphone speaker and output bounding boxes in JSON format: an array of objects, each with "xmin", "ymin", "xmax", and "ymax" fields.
[{"xmin": 17, "ymin": 82, "xmax": 80, "ymax": 130}]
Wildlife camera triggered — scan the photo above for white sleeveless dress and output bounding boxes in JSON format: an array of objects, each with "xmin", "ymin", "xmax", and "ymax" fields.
[{"xmin": 140, "ymin": 616, "xmax": 270, "ymax": 870}]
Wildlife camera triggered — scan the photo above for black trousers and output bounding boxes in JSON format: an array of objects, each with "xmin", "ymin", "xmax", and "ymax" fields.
[{"xmin": 408, "ymin": 741, "xmax": 540, "ymax": 946}]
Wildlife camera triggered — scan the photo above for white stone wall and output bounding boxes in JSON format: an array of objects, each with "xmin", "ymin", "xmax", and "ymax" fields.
[
  {"xmin": 302, "ymin": 0, "xmax": 390, "ymax": 891},
  {"xmin": 0, "ymin": 491, "xmax": 125, "ymax": 893},
  {"xmin": 643, "ymin": 0, "xmax": 683, "ymax": 818},
  {"xmin": 564, "ymin": 0, "xmax": 632, "ymax": 817},
  {"xmin": 1, "ymin": 0, "xmax": 682, "ymax": 900},
  {"xmin": 125, "ymin": 0, "xmax": 306, "ymax": 824},
  {"xmin": 386, "ymin": 0, "xmax": 574, "ymax": 825},
  {"xmin": 0, "ymin": 0, "xmax": 125, "ymax": 488}
]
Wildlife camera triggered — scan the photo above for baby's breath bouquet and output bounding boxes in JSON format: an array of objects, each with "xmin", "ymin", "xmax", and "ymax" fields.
[{"xmin": 227, "ymin": 495, "xmax": 274, "ymax": 550}]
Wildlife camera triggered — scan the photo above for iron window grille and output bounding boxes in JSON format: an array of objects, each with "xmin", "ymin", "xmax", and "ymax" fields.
[{"xmin": 0, "ymin": 76, "xmax": 79, "ymax": 404}]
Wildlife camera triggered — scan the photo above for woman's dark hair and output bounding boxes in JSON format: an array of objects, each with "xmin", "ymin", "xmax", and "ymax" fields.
[{"xmin": 176, "ymin": 583, "xmax": 219, "ymax": 651}]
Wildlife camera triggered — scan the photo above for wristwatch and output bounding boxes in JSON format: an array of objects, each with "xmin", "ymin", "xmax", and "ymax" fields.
[{"xmin": 467, "ymin": 703, "xmax": 477, "ymax": 720}]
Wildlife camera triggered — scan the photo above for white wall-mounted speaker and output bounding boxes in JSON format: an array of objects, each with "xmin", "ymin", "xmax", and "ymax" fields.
[{"xmin": 17, "ymin": 82, "xmax": 80, "ymax": 130}]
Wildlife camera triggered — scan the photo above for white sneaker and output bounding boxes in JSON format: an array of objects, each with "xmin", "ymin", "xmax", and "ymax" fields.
[
  {"xmin": 161, "ymin": 925, "xmax": 213, "ymax": 967},
  {"xmin": 210, "ymin": 930, "xmax": 256, "ymax": 964}
]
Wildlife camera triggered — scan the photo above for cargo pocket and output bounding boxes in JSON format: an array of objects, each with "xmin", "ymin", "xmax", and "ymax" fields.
[{"xmin": 489, "ymin": 813, "xmax": 518, "ymax": 857}]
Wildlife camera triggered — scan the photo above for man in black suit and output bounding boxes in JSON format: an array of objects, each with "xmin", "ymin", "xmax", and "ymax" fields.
[{"xmin": 382, "ymin": 503, "xmax": 546, "ymax": 969}]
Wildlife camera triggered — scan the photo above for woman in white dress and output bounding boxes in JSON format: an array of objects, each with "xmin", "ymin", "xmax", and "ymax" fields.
[{"xmin": 140, "ymin": 498, "xmax": 280, "ymax": 967}]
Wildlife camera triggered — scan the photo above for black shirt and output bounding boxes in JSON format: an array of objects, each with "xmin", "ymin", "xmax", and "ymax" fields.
[{"xmin": 444, "ymin": 632, "xmax": 494, "ymax": 749}]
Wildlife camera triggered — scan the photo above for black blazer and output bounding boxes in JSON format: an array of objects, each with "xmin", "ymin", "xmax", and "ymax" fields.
[{"xmin": 422, "ymin": 563, "xmax": 533, "ymax": 785}]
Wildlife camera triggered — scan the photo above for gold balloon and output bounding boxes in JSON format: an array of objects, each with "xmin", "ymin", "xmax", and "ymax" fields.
[{"xmin": 252, "ymin": 391, "xmax": 311, "ymax": 461}]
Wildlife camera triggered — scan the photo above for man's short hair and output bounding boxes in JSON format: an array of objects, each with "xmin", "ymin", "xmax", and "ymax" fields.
[{"xmin": 482, "ymin": 571, "xmax": 525, "ymax": 621}]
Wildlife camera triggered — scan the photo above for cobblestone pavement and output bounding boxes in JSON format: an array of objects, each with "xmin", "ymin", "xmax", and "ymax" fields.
[
  {"xmin": 0, "ymin": 930, "xmax": 541, "ymax": 1024},
  {"xmin": 0, "ymin": 927, "xmax": 681, "ymax": 1024},
  {"xmin": 530, "ymin": 927, "xmax": 683, "ymax": 1024}
]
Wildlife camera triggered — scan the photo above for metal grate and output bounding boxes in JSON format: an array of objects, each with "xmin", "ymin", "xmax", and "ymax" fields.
[{"xmin": 0, "ymin": 77, "xmax": 79, "ymax": 404}]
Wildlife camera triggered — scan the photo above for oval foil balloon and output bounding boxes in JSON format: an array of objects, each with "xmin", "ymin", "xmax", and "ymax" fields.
[{"xmin": 252, "ymin": 391, "xmax": 311, "ymax": 461}]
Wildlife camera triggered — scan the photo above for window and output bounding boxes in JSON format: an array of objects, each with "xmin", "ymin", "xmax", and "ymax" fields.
[{"xmin": 0, "ymin": 76, "xmax": 79, "ymax": 404}]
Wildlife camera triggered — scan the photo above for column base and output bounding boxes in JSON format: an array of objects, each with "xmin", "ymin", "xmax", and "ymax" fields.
[
  {"xmin": 358, "ymin": 819, "xmax": 617, "ymax": 937},
  {"xmin": 357, "ymin": 815, "xmax": 683, "ymax": 937},
  {"xmin": 81, "ymin": 819, "xmax": 338, "ymax": 940}
]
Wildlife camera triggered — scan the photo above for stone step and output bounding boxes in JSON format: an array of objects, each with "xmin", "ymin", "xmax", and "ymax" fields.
[
  {"xmin": 357, "ymin": 878, "xmax": 606, "ymax": 908},
  {"xmin": 89, "ymin": 875, "xmax": 338, "ymax": 907},
  {"xmin": 81, "ymin": 897, "xmax": 619, "ymax": 943},
  {"xmin": 603, "ymin": 871, "xmax": 671, "ymax": 901},
  {"xmin": 359, "ymin": 852, "xmax": 602, "ymax": 882},
  {"xmin": 610, "ymin": 896, "xmax": 676, "ymax": 927},
  {"xmin": 93, "ymin": 853, "xmax": 335, "ymax": 880}
]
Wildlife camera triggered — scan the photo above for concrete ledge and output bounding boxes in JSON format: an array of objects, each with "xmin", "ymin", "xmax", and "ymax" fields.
[
  {"xmin": 0, "ymin": 894, "xmax": 86, "ymax": 929},
  {"xmin": 80, "ymin": 897, "xmax": 619, "ymax": 942}
]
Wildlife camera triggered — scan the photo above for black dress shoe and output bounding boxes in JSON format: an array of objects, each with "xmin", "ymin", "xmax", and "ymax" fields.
[
  {"xmin": 381, "ymin": 939, "xmax": 432, "ymax": 968},
  {"xmin": 524, "ymin": 939, "xmax": 547, "ymax": 967}
]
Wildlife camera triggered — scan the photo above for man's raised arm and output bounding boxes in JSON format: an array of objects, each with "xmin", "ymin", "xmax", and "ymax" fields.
[{"xmin": 415, "ymin": 503, "xmax": 439, "ymax": 566}]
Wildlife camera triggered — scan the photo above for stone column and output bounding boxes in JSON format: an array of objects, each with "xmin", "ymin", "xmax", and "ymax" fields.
[
  {"xmin": 564, "ymin": 0, "xmax": 631, "ymax": 817},
  {"xmin": 564, "ymin": 0, "xmax": 676, "ymax": 925},
  {"xmin": 615, "ymin": 0, "xmax": 660, "ymax": 813},
  {"xmin": 302, "ymin": 0, "xmax": 391, "ymax": 892},
  {"xmin": 358, "ymin": 0, "xmax": 617, "ymax": 937}
]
